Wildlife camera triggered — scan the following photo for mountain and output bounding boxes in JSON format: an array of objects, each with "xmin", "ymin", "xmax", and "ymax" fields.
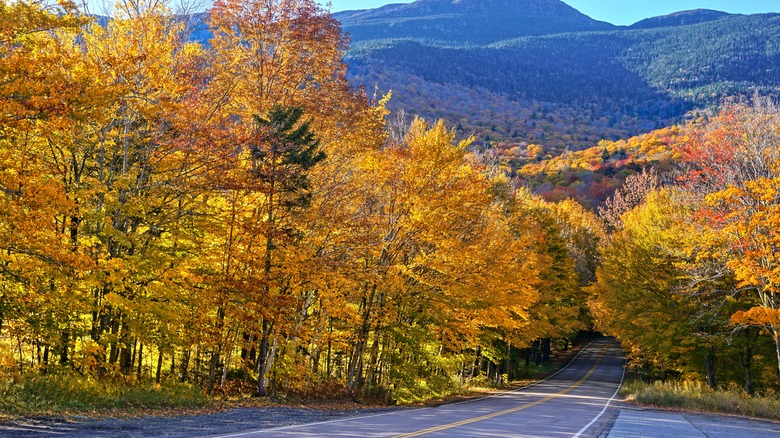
[
  {"xmin": 629, "ymin": 9, "xmax": 733, "ymax": 29},
  {"xmin": 335, "ymin": 0, "xmax": 614, "ymax": 45},
  {"xmin": 337, "ymin": 3, "xmax": 780, "ymax": 155}
]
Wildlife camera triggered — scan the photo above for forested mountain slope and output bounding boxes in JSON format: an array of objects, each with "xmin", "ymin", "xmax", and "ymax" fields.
[{"xmin": 338, "ymin": 2, "xmax": 780, "ymax": 155}]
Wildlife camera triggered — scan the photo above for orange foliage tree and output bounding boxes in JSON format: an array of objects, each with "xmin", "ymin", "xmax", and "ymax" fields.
[{"xmin": 679, "ymin": 98, "xmax": 780, "ymax": 382}]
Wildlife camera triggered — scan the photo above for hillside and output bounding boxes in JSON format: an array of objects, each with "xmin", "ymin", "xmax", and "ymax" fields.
[
  {"xmin": 338, "ymin": 2, "xmax": 780, "ymax": 156},
  {"xmin": 514, "ymin": 125, "xmax": 683, "ymax": 208}
]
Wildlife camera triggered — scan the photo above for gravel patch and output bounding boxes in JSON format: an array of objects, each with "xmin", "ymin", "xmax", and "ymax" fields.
[{"xmin": 0, "ymin": 406, "xmax": 402, "ymax": 437}]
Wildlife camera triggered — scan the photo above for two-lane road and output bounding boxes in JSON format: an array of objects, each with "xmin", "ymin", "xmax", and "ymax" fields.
[{"xmin": 209, "ymin": 338, "xmax": 625, "ymax": 438}]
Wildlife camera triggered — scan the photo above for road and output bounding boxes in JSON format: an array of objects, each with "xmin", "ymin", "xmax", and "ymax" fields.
[{"xmin": 207, "ymin": 338, "xmax": 625, "ymax": 438}]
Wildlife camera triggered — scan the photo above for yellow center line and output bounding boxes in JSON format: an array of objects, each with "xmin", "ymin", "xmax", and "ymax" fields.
[{"xmin": 394, "ymin": 348, "xmax": 607, "ymax": 438}]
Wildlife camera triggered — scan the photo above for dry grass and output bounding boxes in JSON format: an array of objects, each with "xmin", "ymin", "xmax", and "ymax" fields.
[{"xmin": 622, "ymin": 380, "xmax": 780, "ymax": 421}]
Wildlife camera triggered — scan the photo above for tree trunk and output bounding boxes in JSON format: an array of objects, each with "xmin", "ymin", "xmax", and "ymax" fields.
[
  {"xmin": 59, "ymin": 330, "xmax": 69, "ymax": 365},
  {"xmin": 221, "ymin": 349, "xmax": 231, "ymax": 388},
  {"xmin": 17, "ymin": 336, "xmax": 24, "ymax": 373},
  {"xmin": 327, "ymin": 317, "xmax": 333, "ymax": 378},
  {"xmin": 131, "ymin": 340, "xmax": 137, "ymax": 369},
  {"xmin": 209, "ymin": 306, "xmax": 226, "ymax": 394},
  {"xmin": 541, "ymin": 338, "xmax": 551, "ymax": 364},
  {"xmin": 180, "ymin": 349, "xmax": 190, "ymax": 382},
  {"xmin": 207, "ymin": 351, "xmax": 220, "ymax": 394},
  {"xmin": 704, "ymin": 346, "xmax": 717, "ymax": 389},
  {"xmin": 241, "ymin": 332, "xmax": 256, "ymax": 371},
  {"xmin": 156, "ymin": 349, "xmax": 163, "ymax": 384},
  {"xmin": 256, "ymin": 320, "xmax": 273, "ymax": 396},
  {"xmin": 774, "ymin": 329, "xmax": 780, "ymax": 384},
  {"xmin": 136, "ymin": 343, "xmax": 143, "ymax": 380},
  {"xmin": 348, "ymin": 284, "xmax": 377, "ymax": 389},
  {"xmin": 506, "ymin": 343, "xmax": 512, "ymax": 382},
  {"xmin": 532, "ymin": 339, "xmax": 541, "ymax": 366},
  {"xmin": 471, "ymin": 346, "xmax": 482, "ymax": 379},
  {"xmin": 195, "ymin": 347, "xmax": 202, "ymax": 383},
  {"xmin": 119, "ymin": 327, "xmax": 132, "ymax": 374},
  {"xmin": 257, "ymin": 330, "xmax": 279, "ymax": 396},
  {"xmin": 742, "ymin": 343, "xmax": 754, "ymax": 395},
  {"xmin": 365, "ymin": 329, "xmax": 382, "ymax": 387},
  {"xmin": 109, "ymin": 315, "xmax": 121, "ymax": 364}
]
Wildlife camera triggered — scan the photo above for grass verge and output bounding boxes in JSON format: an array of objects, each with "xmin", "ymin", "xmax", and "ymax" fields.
[
  {"xmin": 0, "ymin": 373, "xmax": 206, "ymax": 419},
  {"xmin": 621, "ymin": 379, "xmax": 780, "ymax": 421}
]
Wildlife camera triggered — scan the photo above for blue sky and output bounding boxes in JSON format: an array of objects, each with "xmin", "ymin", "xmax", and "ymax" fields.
[{"xmin": 325, "ymin": 0, "xmax": 780, "ymax": 25}]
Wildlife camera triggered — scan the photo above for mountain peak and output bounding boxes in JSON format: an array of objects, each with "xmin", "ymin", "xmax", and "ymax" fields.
[
  {"xmin": 629, "ymin": 9, "xmax": 734, "ymax": 29},
  {"xmin": 335, "ymin": 0, "xmax": 615, "ymax": 45}
]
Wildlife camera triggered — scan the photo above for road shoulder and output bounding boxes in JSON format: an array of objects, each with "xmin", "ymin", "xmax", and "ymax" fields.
[{"xmin": 601, "ymin": 404, "xmax": 780, "ymax": 438}]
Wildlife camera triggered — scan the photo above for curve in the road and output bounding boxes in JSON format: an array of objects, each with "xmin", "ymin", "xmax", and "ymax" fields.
[{"xmin": 395, "ymin": 346, "xmax": 608, "ymax": 437}]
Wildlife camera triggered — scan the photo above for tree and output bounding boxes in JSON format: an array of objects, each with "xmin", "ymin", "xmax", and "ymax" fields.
[
  {"xmin": 248, "ymin": 105, "xmax": 325, "ymax": 396},
  {"xmin": 510, "ymin": 190, "xmax": 585, "ymax": 365},
  {"xmin": 550, "ymin": 199, "xmax": 604, "ymax": 286},
  {"xmin": 598, "ymin": 167, "xmax": 660, "ymax": 230},
  {"xmin": 207, "ymin": 0, "xmax": 349, "ymax": 126},
  {"xmin": 679, "ymin": 98, "xmax": 780, "ymax": 382},
  {"xmin": 593, "ymin": 188, "xmax": 726, "ymax": 378}
]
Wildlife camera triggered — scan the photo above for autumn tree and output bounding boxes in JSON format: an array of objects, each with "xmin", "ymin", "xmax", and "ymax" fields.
[
  {"xmin": 679, "ymin": 97, "xmax": 780, "ymax": 382},
  {"xmin": 244, "ymin": 105, "xmax": 325, "ymax": 396},
  {"xmin": 550, "ymin": 199, "xmax": 604, "ymax": 286},
  {"xmin": 195, "ymin": 0, "xmax": 382, "ymax": 396},
  {"xmin": 0, "ymin": 0, "xmax": 97, "ymax": 368},
  {"xmin": 590, "ymin": 189, "xmax": 709, "ymax": 380},
  {"xmin": 598, "ymin": 167, "xmax": 660, "ymax": 230},
  {"xmin": 510, "ymin": 190, "xmax": 585, "ymax": 366}
]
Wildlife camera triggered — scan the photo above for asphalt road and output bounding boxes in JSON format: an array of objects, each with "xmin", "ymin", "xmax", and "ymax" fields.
[{"xmin": 206, "ymin": 338, "xmax": 626, "ymax": 438}]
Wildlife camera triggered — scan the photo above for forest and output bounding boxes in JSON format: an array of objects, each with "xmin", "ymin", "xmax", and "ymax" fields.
[
  {"xmin": 2, "ymin": 0, "xmax": 780, "ymax": 409},
  {"xmin": 0, "ymin": 0, "xmax": 593, "ymax": 404}
]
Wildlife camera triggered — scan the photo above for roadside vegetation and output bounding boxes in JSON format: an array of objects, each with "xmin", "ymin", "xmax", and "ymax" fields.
[
  {"xmin": 622, "ymin": 379, "xmax": 780, "ymax": 421},
  {"xmin": 590, "ymin": 98, "xmax": 780, "ymax": 405},
  {"xmin": 0, "ymin": 340, "xmax": 586, "ymax": 419},
  {"xmin": 0, "ymin": 372, "xmax": 205, "ymax": 419}
]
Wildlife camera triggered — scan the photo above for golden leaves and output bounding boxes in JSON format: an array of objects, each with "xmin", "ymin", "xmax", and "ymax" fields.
[
  {"xmin": 731, "ymin": 307, "xmax": 780, "ymax": 330},
  {"xmin": 0, "ymin": 0, "xmax": 595, "ymax": 396}
]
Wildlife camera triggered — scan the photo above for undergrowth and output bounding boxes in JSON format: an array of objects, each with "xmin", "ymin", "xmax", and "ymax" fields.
[
  {"xmin": 621, "ymin": 379, "xmax": 780, "ymax": 421},
  {"xmin": 0, "ymin": 372, "xmax": 205, "ymax": 417},
  {"xmin": 0, "ymin": 347, "xmax": 582, "ymax": 418}
]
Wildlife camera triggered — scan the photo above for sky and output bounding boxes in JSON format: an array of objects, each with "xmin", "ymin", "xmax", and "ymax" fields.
[{"xmin": 325, "ymin": 0, "xmax": 780, "ymax": 26}]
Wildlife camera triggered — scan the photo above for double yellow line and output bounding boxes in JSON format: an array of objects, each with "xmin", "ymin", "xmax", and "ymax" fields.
[{"xmin": 394, "ymin": 348, "xmax": 606, "ymax": 437}]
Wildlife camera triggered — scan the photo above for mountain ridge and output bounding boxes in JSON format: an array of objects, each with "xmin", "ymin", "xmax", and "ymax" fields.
[
  {"xmin": 335, "ymin": 0, "xmax": 615, "ymax": 44},
  {"xmin": 628, "ymin": 9, "xmax": 734, "ymax": 29}
]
